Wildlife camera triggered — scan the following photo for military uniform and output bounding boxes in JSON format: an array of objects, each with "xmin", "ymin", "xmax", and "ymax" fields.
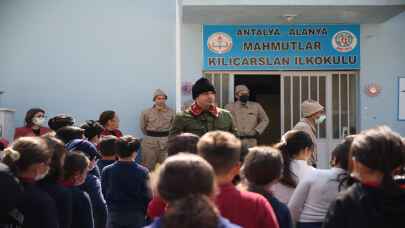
[
  {"xmin": 140, "ymin": 89, "xmax": 175, "ymax": 171},
  {"xmin": 169, "ymin": 104, "xmax": 236, "ymax": 138},
  {"xmin": 225, "ymin": 101, "xmax": 269, "ymax": 147},
  {"xmin": 226, "ymin": 84, "xmax": 269, "ymax": 147}
]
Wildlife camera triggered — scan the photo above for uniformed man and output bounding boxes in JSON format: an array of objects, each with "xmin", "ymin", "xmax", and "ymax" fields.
[
  {"xmin": 140, "ymin": 89, "xmax": 175, "ymax": 170},
  {"xmin": 169, "ymin": 77, "xmax": 236, "ymax": 138},
  {"xmin": 293, "ymin": 99, "xmax": 325, "ymax": 167},
  {"xmin": 225, "ymin": 84, "xmax": 269, "ymax": 147}
]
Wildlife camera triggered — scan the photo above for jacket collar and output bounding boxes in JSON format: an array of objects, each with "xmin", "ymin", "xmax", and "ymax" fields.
[{"xmin": 189, "ymin": 102, "xmax": 219, "ymax": 118}]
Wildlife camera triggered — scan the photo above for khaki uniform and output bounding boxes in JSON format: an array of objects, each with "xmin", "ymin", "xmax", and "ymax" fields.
[
  {"xmin": 225, "ymin": 101, "xmax": 269, "ymax": 147},
  {"xmin": 140, "ymin": 105, "xmax": 175, "ymax": 170},
  {"xmin": 169, "ymin": 108, "xmax": 236, "ymax": 139},
  {"xmin": 293, "ymin": 118, "xmax": 318, "ymax": 166}
]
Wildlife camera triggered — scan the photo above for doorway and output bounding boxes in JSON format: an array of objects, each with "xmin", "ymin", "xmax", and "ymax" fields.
[{"xmin": 234, "ymin": 75, "xmax": 281, "ymax": 145}]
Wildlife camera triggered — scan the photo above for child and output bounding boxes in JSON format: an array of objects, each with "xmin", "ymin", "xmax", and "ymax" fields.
[
  {"xmin": 62, "ymin": 152, "xmax": 94, "ymax": 228},
  {"xmin": 197, "ymin": 131, "xmax": 279, "ymax": 228},
  {"xmin": 323, "ymin": 126, "xmax": 405, "ymax": 228},
  {"xmin": 97, "ymin": 135, "xmax": 117, "ymax": 172},
  {"xmin": 38, "ymin": 136, "xmax": 73, "ymax": 228},
  {"xmin": 145, "ymin": 153, "xmax": 240, "ymax": 228},
  {"xmin": 271, "ymin": 130, "xmax": 315, "ymax": 204},
  {"xmin": 242, "ymin": 146, "xmax": 292, "ymax": 228},
  {"xmin": 67, "ymin": 139, "xmax": 107, "ymax": 228},
  {"xmin": 3, "ymin": 137, "xmax": 59, "ymax": 228},
  {"xmin": 101, "ymin": 135, "xmax": 151, "ymax": 228},
  {"xmin": 287, "ymin": 136, "xmax": 354, "ymax": 228}
]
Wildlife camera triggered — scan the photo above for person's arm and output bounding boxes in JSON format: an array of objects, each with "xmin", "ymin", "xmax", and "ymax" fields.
[
  {"xmin": 80, "ymin": 192, "xmax": 95, "ymax": 228},
  {"xmin": 255, "ymin": 104, "xmax": 269, "ymax": 135},
  {"xmin": 140, "ymin": 110, "xmax": 148, "ymax": 135},
  {"xmin": 141, "ymin": 171, "xmax": 153, "ymax": 213},
  {"xmin": 287, "ymin": 176, "xmax": 313, "ymax": 222}
]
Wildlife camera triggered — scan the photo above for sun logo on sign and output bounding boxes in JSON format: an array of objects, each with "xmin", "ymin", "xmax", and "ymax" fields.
[
  {"xmin": 207, "ymin": 32, "xmax": 233, "ymax": 54},
  {"xmin": 332, "ymin": 30, "xmax": 357, "ymax": 53}
]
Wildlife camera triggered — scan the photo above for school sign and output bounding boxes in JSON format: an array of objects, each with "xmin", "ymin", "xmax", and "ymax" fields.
[{"xmin": 203, "ymin": 24, "xmax": 360, "ymax": 71}]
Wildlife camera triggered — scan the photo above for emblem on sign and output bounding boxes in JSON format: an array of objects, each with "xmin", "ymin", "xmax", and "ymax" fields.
[
  {"xmin": 207, "ymin": 32, "xmax": 233, "ymax": 54},
  {"xmin": 332, "ymin": 31, "xmax": 357, "ymax": 53}
]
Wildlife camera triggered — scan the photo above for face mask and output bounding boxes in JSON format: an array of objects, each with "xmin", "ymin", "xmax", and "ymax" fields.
[
  {"xmin": 32, "ymin": 117, "xmax": 45, "ymax": 126},
  {"xmin": 315, "ymin": 114, "xmax": 326, "ymax": 124},
  {"xmin": 239, "ymin": 95, "xmax": 249, "ymax": 103},
  {"xmin": 34, "ymin": 167, "xmax": 49, "ymax": 181}
]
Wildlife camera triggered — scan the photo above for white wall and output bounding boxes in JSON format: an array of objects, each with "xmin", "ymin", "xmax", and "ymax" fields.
[{"xmin": 0, "ymin": 0, "xmax": 176, "ymax": 138}]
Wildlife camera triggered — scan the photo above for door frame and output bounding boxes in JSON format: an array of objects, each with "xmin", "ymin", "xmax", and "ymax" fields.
[{"xmin": 204, "ymin": 70, "xmax": 359, "ymax": 168}]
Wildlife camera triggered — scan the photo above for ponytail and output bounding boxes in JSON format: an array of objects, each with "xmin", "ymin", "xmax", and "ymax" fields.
[
  {"xmin": 275, "ymin": 142, "xmax": 296, "ymax": 187},
  {"xmin": 162, "ymin": 194, "xmax": 219, "ymax": 228},
  {"xmin": 2, "ymin": 148, "xmax": 21, "ymax": 174}
]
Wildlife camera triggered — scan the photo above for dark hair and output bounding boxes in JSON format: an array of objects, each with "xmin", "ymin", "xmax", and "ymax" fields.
[
  {"xmin": 275, "ymin": 130, "xmax": 314, "ymax": 188},
  {"xmin": 243, "ymin": 146, "xmax": 283, "ymax": 187},
  {"xmin": 157, "ymin": 153, "xmax": 215, "ymax": 202},
  {"xmin": 81, "ymin": 120, "xmax": 104, "ymax": 140},
  {"xmin": 197, "ymin": 131, "xmax": 241, "ymax": 175},
  {"xmin": 3, "ymin": 137, "xmax": 51, "ymax": 175},
  {"xmin": 162, "ymin": 195, "xmax": 219, "ymax": 228},
  {"xmin": 330, "ymin": 135, "xmax": 357, "ymax": 190},
  {"xmin": 168, "ymin": 133, "xmax": 199, "ymax": 156},
  {"xmin": 63, "ymin": 152, "xmax": 89, "ymax": 180},
  {"xmin": 116, "ymin": 135, "xmax": 140, "ymax": 158},
  {"xmin": 48, "ymin": 114, "xmax": 74, "ymax": 131},
  {"xmin": 0, "ymin": 142, "xmax": 5, "ymax": 151},
  {"xmin": 40, "ymin": 136, "xmax": 67, "ymax": 183},
  {"xmin": 99, "ymin": 135, "xmax": 117, "ymax": 157},
  {"xmin": 98, "ymin": 110, "xmax": 116, "ymax": 126},
  {"xmin": 56, "ymin": 126, "xmax": 84, "ymax": 144},
  {"xmin": 24, "ymin": 108, "xmax": 45, "ymax": 126},
  {"xmin": 351, "ymin": 126, "xmax": 405, "ymax": 193}
]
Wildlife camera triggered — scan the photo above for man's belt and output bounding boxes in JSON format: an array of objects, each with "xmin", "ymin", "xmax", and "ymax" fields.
[{"xmin": 146, "ymin": 130, "xmax": 170, "ymax": 137}]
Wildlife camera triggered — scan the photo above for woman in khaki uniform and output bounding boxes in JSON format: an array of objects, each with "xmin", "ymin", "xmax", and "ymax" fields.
[{"xmin": 140, "ymin": 89, "xmax": 175, "ymax": 171}]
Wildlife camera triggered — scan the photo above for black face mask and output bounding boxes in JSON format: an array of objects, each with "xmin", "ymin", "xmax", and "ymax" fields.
[{"xmin": 239, "ymin": 95, "xmax": 249, "ymax": 103}]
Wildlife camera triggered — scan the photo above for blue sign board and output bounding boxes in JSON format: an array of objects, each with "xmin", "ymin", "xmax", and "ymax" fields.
[{"xmin": 203, "ymin": 24, "xmax": 360, "ymax": 71}]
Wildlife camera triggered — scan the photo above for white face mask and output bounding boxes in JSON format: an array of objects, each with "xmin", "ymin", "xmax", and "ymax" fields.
[
  {"xmin": 315, "ymin": 114, "xmax": 326, "ymax": 124},
  {"xmin": 32, "ymin": 117, "xmax": 45, "ymax": 126},
  {"xmin": 34, "ymin": 167, "xmax": 49, "ymax": 181}
]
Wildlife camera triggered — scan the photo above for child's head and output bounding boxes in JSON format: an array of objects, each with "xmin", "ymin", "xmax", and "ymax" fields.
[
  {"xmin": 56, "ymin": 126, "xmax": 84, "ymax": 144},
  {"xmin": 99, "ymin": 135, "xmax": 118, "ymax": 159},
  {"xmin": 48, "ymin": 114, "xmax": 75, "ymax": 131},
  {"xmin": 63, "ymin": 152, "xmax": 90, "ymax": 186},
  {"xmin": 197, "ymin": 131, "xmax": 241, "ymax": 181},
  {"xmin": 116, "ymin": 135, "xmax": 140, "ymax": 159},
  {"xmin": 243, "ymin": 146, "xmax": 283, "ymax": 189},
  {"xmin": 41, "ymin": 136, "xmax": 68, "ymax": 183},
  {"xmin": 3, "ymin": 137, "xmax": 51, "ymax": 181},
  {"xmin": 66, "ymin": 139, "xmax": 100, "ymax": 171},
  {"xmin": 157, "ymin": 153, "xmax": 216, "ymax": 202},
  {"xmin": 330, "ymin": 135, "xmax": 355, "ymax": 170},
  {"xmin": 351, "ymin": 126, "xmax": 405, "ymax": 190},
  {"xmin": 80, "ymin": 120, "xmax": 104, "ymax": 144},
  {"xmin": 275, "ymin": 130, "xmax": 314, "ymax": 188},
  {"xmin": 167, "ymin": 133, "xmax": 199, "ymax": 156}
]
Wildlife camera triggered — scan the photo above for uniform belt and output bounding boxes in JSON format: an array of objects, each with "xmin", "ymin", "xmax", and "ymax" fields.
[
  {"xmin": 238, "ymin": 135, "xmax": 258, "ymax": 139},
  {"xmin": 146, "ymin": 130, "xmax": 169, "ymax": 137}
]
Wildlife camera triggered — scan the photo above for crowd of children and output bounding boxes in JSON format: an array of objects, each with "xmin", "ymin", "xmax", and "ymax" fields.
[{"xmin": 1, "ymin": 107, "xmax": 405, "ymax": 228}]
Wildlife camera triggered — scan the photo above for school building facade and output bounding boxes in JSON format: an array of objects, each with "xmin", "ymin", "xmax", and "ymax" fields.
[{"xmin": 1, "ymin": 0, "xmax": 405, "ymax": 167}]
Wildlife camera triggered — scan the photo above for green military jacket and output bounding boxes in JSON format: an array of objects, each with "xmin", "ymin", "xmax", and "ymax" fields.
[{"xmin": 169, "ymin": 107, "xmax": 237, "ymax": 138}]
